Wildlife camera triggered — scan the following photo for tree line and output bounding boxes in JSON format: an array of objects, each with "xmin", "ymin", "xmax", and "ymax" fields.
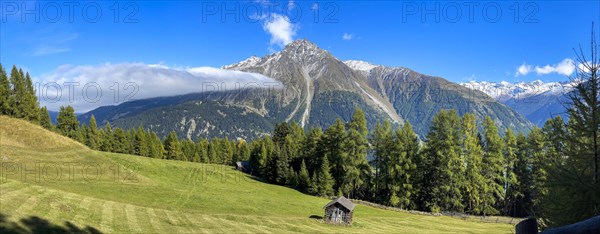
[{"xmin": 2, "ymin": 42, "xmax": 598, "ymax": 229}]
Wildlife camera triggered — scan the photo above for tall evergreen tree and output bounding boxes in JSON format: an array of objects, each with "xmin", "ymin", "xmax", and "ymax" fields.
[
  {"xmin": 9, "ymin": 65, "xmax": 24, "ymax": 117},
  {"xmin": 56, "ymin": 105, "xmax": 78, "ymax": 138},
  {"xmin": 344, "ymin": 109, "xmax": 369, "ymax": 198},
  {"xmin": 101, "ymin": 122, "xmax": 114, "ymax": 152},
  {"xmin": 503, "ymin": 128, "xmax": 519, "ymax": 216},
  {"xmin": 22, "ymin": 72, "xmax": 39, "ymax": 122},
  {"xmin": 372, "ymin": 120, "xmax": 393, "ymax": 204},
  {"xmin": 164, "ymin": 131, "xmax": 182, "ymax": 160},
  {"xmin": 133, "ymin": 126, "xmax": 150, "ymax": 156},
  {"xmin": 86, "ymin": 115, "xmax": 100, "ymax": 150},
  {"xmin": 323, "ymin": 118, "xmax": 347, "ymax": 194},
  {"xmin": 112, "ymin": 128, "xmax": 129, "ymax": 154},
  {"xmin": 461, "ymin": 113, "xmax": 485, "ymax": 214},
  {"xmin": 39, "ymin": 106, "xmax": 54, "ymax": 130},
  {"xmin": 315, "ymin": 155, "xmax": 334, "ymax": 196},
  {"xmin": 297, "ymin": 160, "xmax": 311, "ymax": 193},
  {"xmin": 0, "ymin": 64, "xmax": 11, "ymax": 115},
  {"xmin": 540, "ymin": 28, "xmax": 600, "ymax": 227},
  {"xmin": 481, "ymin": 116, "xmax": 505, "ymax": 215},
  {"xmin": 420, "ymin": 109, "xmax": 464, "ymax": 213}
]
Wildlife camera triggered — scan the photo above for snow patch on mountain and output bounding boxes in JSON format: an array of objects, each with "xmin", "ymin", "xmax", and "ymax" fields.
[
  {"xmin": 344, "ymin": 60, "xmax": 379, "ymax": 72},
  {"xmin": 460, "ymin": 80, "xmax": 575, "ymax": 101}
]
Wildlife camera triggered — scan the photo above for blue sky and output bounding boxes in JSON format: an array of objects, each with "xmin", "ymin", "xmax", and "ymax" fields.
[{"xmin": 1, "ymin": 0, "xmax": 599, "ymax": 85}]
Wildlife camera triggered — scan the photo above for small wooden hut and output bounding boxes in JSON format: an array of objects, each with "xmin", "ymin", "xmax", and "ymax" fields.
[{"xmin": 323, "ymin": 196, "xmax": 355, "ymax": 225}]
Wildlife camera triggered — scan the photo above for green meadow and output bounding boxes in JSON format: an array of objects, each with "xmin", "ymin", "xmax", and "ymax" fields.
[{"xmin": 0, "ymin": 116, "xmax": 514, "ymax": 233}]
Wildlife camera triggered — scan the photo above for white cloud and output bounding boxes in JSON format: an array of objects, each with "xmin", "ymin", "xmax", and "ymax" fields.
[
  {"xmin": 516, "ymin": 63, "xmax": 533, "ymax": 76},
  {"xmin": 262, "ymin": 13, "xmax": 298, "ymax": 48},
  {"xmin": 33, "ymin": 47, "xmax": 70, "ymax": 56},
  {"xmin": 515, "ymin": 58, "xmax": 575, "ymax": 77},
  {"xmin": 35, "ymin": 63, "xmax": 282, "ymax": 112},
  {"xmin": 342, "ymin": 33, "xmax": 354, "ymax": 40}
]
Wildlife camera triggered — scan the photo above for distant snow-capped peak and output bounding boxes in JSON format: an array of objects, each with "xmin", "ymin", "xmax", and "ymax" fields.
[
  {"xmin": 460, "ymin": 80, "xmax": 575, "ymax": 101},
  {"xmin": 344, "ymin": 60, "xmax": 379, "ymax": 72},
  {"xmin": 222, "ymin": 56, "xmax": 261, "ymax": 70}
]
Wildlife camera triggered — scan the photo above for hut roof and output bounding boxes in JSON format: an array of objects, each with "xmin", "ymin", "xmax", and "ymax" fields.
[{"xmin": 323, "ymin": 196, "xmax": 355, "ymax": 211}]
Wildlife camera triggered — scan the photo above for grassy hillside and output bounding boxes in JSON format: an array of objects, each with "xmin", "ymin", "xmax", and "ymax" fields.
[{"xmin": 0, "ymin": 116, "xmax": 515, "ymax": 233}]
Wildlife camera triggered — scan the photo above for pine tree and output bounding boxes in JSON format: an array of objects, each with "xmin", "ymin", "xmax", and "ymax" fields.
[
  {"xmin": 86, "ymin": 115, "xmax": 100, "ymax": 150},
  {"xmin": 344, "ymin": 108, "xmax": 370, "ymax": 198},
  {"xmin": 481, "ymin": 116, "xmax": 505, "ymax": 215},
  {"xmin": 372, "ymin": 120, "xmax": 393, "ymax": 204},
  {"xmin": 527, "ymin": 127, "xmax": 548, "ymax": 216},
  {"xmin": 323, "ymin": 118, "xmax": 347, "ymax": 195},
  {"xmin": 133, "ymin": 126, "xmax": 150, "ymax": 156},
  {"xmin": 101, "ymin": 122, "xmax": 114, "ymax": 152},
  {"xmin": 399, "ymin": 120, "xmax": 421, "ymax": 209},
  {"xmin": 22, "ymin": 72, "xmax": 39, "ymax": 123},
  {"xmin": 389, "ymin": 122, "xmax": 418, "ymax": 209},
  {"xmin": 149, "ymin": 132, "xmax": 165, "ymax": 159},
  {"xmin": 420, "ymin": 109, "xmax": 464, "ymax": 213},
  {"xmin": 164, "ymin": 131, "xmax": 182, "ymax": 160},
  {"xmin": 39, "ymin": 106, "xmax": 54, "ymax": 130},
  {"xmin": 197, "ymin": 138, "xmax": 210, "ymax": 163},
  {"xmin": 112, "ymin": 128, "xmax": 129, "ymax": 154},
  {"xmin": 503, "ymin": 128, "xmax": 519, "ymax": 216},
  {"xmin": 302, "ymin": 127, "xmax": 323, "ymax": 175},
  {"xmin": 512, "ymin": 132, "xmax": 532, "ymax": 217},
  {"xmin": 298, "ymin": 160, "xmax": 311, "ymax": 193},
  {"xmin": 0, "ymin": 64, "xmax": 11, "ymax": 115},
  {"xmin": 461, "ymin": 113, "xmax": 485, "ymax": 214},
  {"xmin": 540, "ymin": 28, "xmax": 600, "ymax": 227},
  {"xmin": 316, "ymin": 155, "xmax": 334, "ymax": 196},
  {"xmin": 56, "ymin": 105, "xmax": 78, "ymax": 138},
  {"xmin": 9, "ymin": 65, "xmax": 24, "ymax": 118}
]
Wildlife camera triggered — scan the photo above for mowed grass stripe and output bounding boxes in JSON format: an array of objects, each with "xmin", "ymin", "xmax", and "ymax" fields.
[
  {"xmin": 155, "ymin": 209, "xmax": 189, "ymax": 233},
  {"xmin": 0, "ymin": 186, "xmax": 37, "ymax": 215},
  {"xmin": 132, "ymin": 205, "xmax": 156, "ymax": 234},
  {"xmin": 145, "ymin": 207, "xmax": 167, "ymax": 233},
  {"xmin": 99, "ymin": 200, "xmax": 114, "ymax": 233},
  {"xmin": 183, "ymin": 213, "xmax": 213, "ymax": 234},
  {"xmin": 72, "ymin": 197, "xmax": 93, "ymax": 224},
  {"xmin": 224, "ymin": 215, "xmax": 273, "ymax": 233},
  {"xmin": 124, "ymin": 204, "xmax": 143, "ymax": 233}
]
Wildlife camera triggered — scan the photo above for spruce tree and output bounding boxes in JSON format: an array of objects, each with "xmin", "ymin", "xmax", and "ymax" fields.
[
  {"xmin": 56, "ymin": 105, "xmax": 78, "ymax": 138},
  {"xmin": 112, "ymin": 128, "xmax": 129, "ymax": 154},
  {"xmin": 86, "ymin": 115, "xmax": 100, "ymax": 150},
  {"xmin": 9, "ymin": 65, "xmax": 24, "ymax": 118},
  {"xmin": 481, "ymin": 116, "xmax": 505, "ymax": 215},
  {"xmin": 164, "ymin": 131, "xmax": 182, "ymax": 160},
  {"xmin": 540, "ymin": 28, "xmax": 600, "ymax": 227},
  {"xmin": 39, "ymin": 106, "xmax": 54, "ymax": 130},
  {"xmin": 316, "ymin": 155, "xmax": 334, "ymax": 196},
  {"xmin": 421, "ymin": 109, "xmax": 464, "ymax": 213},
  {"xmin": 323, "ymin": 118, "xmax": 347, "ymax": 195},
  {"xmin": 372, "ymin": 120, "xmax": 393, "ymax": 204},
  {"xmin": 133, "ymin": 126, "xmax": 150, "ymax": 156},
  {"xmin": 503, "ymin": 128, "xmax": 519, "ymax": 216},
  {"xmin": 101, "ymin": 122, "xmax": 114, "ymax": 152},
  {"xmin": 149, "ymin": 132, "xmax": 165, "ymax": 159},
  {"xmin": 0, "ymin": 64, "xmax": 11, "ymax": 115},
  {"xmin": 344, "ymin": 108, "xmax": 369, "ymax": 198},
  {"xmin": 298, "ymin": 160, "xmax": 311, "ymax": 193},
  {"xmin": 22, "ymin": 72, "xmax": 39, "ymax": 123},
  {"xmin": 462, "ymin": 113, "xmax": 485, "ymax": 214}
]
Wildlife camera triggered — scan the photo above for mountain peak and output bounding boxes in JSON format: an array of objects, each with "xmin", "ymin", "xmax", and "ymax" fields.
[
  {"xmin": 281, "ymin": 39, "xmax": 330, "ymax": 59},
  {"xmin": 344, "ymin": 60, "xmax": 380, "ymax": 72}
]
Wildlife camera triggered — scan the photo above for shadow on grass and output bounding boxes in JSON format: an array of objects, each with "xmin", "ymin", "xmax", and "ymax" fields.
[
  {"xmin": 309, "ymin": 215, "xmax": 323, "ymax": 220},
  {"xmin": 0, "ymin": 213, "xmax": 102, "ymax": 234}
]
